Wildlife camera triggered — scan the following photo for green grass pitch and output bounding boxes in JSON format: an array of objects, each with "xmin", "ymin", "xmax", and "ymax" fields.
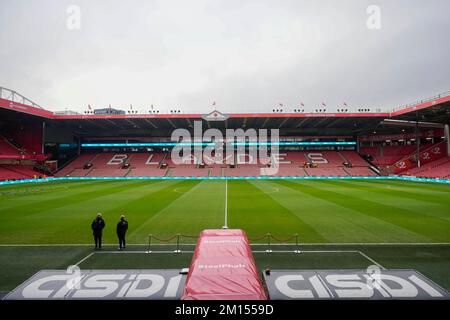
[{"xmin": 0, "ymin": 179, "xmax": 449, "ymax": 293}]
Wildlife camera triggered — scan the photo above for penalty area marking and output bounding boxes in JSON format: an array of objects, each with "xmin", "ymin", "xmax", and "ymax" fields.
[
  {"xmin": 74, "ymin": 252, "xmax": 95, "ymax": 266},
  {"xmin": 73, "ymin": 250, "xmax": 385, "ymax": 270},
  {"xmin": 357, "ymin": 250, "xmax": 386, "ymax": 269},
  {"xmin": 254, "ymin": 249, "xmax": 386, "ymax": 269},
  {"xmin": 73, "ymin": 250, "xmax": 195, "ymax": 266}
]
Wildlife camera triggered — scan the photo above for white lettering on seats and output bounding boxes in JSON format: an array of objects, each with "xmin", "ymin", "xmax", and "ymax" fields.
[
  {"xmin": 306, "ymin": 153, "xmax": 328, "ymax": 164},
  {"xmin": 108, "ymin": 154, "xmax": 128, "ymax": 165}
]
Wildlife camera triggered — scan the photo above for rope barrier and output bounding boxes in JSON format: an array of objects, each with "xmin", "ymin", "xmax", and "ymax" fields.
[
  {"xmin": 270, "ymin": 234, "xmax": 297, "ymax": 243},
  {"xmin": 150, "ymin": 235, "xmax": 178, "ymax": 242},
  {"xmin": 248, "ymin": 235, "xmax": 268, "ymax": 241},
  {"xmin": 146, "ymin": 233, "xmax": 302, "ymax": 254},
  {"xmin": 180, "ymin": 234, "xmax": 199, "ymax": 239}
]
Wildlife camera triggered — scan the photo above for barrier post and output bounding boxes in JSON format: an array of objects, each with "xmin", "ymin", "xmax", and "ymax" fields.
[
  {"xmin": 174, "ymin": 233, "xmax": 181, "ymax": 253},
  {"xmin": 146, "ymin": 234, "xmax": 152, "ymax": 254},
  {"xmin": 294, "ymin": 233, "xmax": 301, "ymax": 254},
  {"xmin": 266, "ymin": 233, "xmax": 272, "ymax": 253}
]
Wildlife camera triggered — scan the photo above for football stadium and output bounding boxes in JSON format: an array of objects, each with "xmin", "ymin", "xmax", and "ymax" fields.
[
  {"xmin": 0, "ymin": 86, "xmax": 449, "ymax": 302},
  {"xmin": 1, "ymin": 1, "xmax": 450, "ymax": 316}
]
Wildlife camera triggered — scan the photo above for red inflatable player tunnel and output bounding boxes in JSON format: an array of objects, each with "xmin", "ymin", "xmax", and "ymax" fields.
[{"xmin": 181, "ymin": 229, "xmax": 268, "ymax": 300}]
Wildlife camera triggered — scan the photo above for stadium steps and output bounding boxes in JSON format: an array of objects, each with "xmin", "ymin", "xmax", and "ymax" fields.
[
  {"xmin": 342, "ymin": 167, "xmax": 350, "ymax": 176},
  {"xmin": 361, "ymin": 155, "xmax": 376, "ymax": 168},
  {"xmin": 159, "ymin": 153, "xmax": 168, "ymax": 168},
  {"xmin": 54, "ymin": 155, "xmax": 77, "ymax": 174},
  {"xmin": 126, "ymin": 154, "xmax": 134, "ymax": 164},
  {"xmin": 0, "ymin": 135, "xmax": 23, "ymax": 156},
  {"xmin": 369, "ymin": 166, "xmax": 381, "ymax": 175},
  {"xmin": 339, "ymin": 151, "xmax": 374, "ymax": 167},
  {"xmin": 56, "ymin": 153, "xmax": 94, "ymax": 173},
  {"xmin": 82, "ymin": 168, "xmax": 94, "ymax": 176},
  {"xmin": 124, "ymin": 168, "xmax": 132, "ymax": 176},
  {"xmin": 337, "ymin": 152, "xmax": 347, "ymax": 162},
  {"xmin": 302, "ymin": 167, "xmax": 310, "ymax": 176},
  {"xmin": 339, "ymin": 152, "xmax": 351, "ymax": 164},
  {"xmin": 88, "ymin": 153, "xmax": 100, "ymax": 164},
  {"xmin": 64, "ymin": 168, "xmax": 76, "ymax": 176},
  {"xmin": 0, "ymin": 165, "xmax": 35, "ymax": 178},
  {"xmin": 4, "ymin": 137, "xmax": 23, "ymax": 152}
]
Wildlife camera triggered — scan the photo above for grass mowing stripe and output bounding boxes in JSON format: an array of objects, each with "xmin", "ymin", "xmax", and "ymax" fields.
[
  {"xmin": 126, "ymin": 180, "xmax": 202, "ymax": 240},
  {"xmin": 49, "ymin": 180, "xmax": 181, "ymax": 245},
  {"xmin": 323, "ymin": 180, "xmax": 450, "ymax": 221},
  {"xmin": 253, "ymin": 180, "xmax": 375, "ymax": 242},
  {"xmin": 0, "ymin": 181, "xmax": 103, "ymax": 209},
  {"xmin": 0, "ymin": 180, "xmax": 142, "ymax": 215},
  {"xmin": 356, "ymin": 180, "xmax": 450, "ymax": 193},
  {"xmin": 289, "ymin": 180, "xmax": 450, "ymax": 242},
  {"xmin": 265, "ymin": 180, "xmax": 429, "ymax": 243},
  {"xmin": 0, "ymin": 181, "xmax": 164, "ymax": 244},
  {"xmin": 138, "ymin": 180, "xmax": 225, "ymax": 239},
  {"xmin": 229, "ymin": 180, "xmax": 327, "ymax": 242},
  {"xmin": 343, "ymin": 180, "xmax": 450, "ymax": 196},
  {"xmin": 333, "ymin": 180, "xmax": 450, "ymax": 208},
  {"xmin": 0, "ymin": 180, "xmax": 94, "ymax": 192}
]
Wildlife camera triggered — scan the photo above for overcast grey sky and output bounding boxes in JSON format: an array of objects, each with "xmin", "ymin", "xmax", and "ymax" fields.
[{"xmin": 0, "ymin": 0, "xmax": 449, "ymax": 114}]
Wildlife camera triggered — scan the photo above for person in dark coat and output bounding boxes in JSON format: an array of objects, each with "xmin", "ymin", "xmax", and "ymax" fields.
[
  {"xmin": 91, "ymin": 213, "xmax": 105, "ymax": 250},
  {"xmin": 116, "ymin": 214, "xmax": 128, "ymax": 250}
]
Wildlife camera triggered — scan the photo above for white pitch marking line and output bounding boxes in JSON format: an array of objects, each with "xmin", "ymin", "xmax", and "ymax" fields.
[
  {"xmin": 253, "ymin": 250, "xmax": 358, "ymax": 254},
  {"xmin": 70, "ymin": 249, "xmax": 386, "ymax": 270},
  {"xmin": 358, "ymin": 250, "xmax": 386, "ymax": 270},
  {"xmin": 74, "ymin": 252, "xmax": 95, "ymax": 266},
  {"xmin": 253, "ymin": 249, "xmax": 387, "ymax": 269},
  {"xmin": 251, "ymin": 242, "xmax": 450, "ymax": 246}
]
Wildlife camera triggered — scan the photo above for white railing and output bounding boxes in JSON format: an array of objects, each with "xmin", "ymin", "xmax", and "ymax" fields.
[
  {"xmin": 391, "ymin": 90, "xmax": 450, "ymax": 112},
  {"xmin": 0, "ymin": 86, "xmax": 42, "ymax": 109},
  {"xmin": 1, "ymin": 85, "xmax": 449, "ymax": 115}
]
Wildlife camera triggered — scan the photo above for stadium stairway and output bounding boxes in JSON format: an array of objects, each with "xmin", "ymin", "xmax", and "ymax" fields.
[
  {"xmin": 0, "ymin": 135, "xmax": 22, "ymax": 156},
  {"xmin": 403, "ymin": 156, "xmax": 450, "ymax": 178},
  {"xmin": 55, "ymin": 153, "xmax": 97, "ymax": 177},
  {"xmin": 209, "ymin": 166, "xmax": 223, "ymax": 177},
  {"xmin": 340, "ymin": 151, "xmax": 371, "ymax": 167},
  {"xmin": 0, "ymin": 164, "xmax": 43, "ymax": 180}
]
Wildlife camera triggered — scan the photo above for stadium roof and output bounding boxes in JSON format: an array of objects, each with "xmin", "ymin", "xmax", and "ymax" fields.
[{"xmin": 1, "ymin": 87, "xmax": 449, "ymax": 136}]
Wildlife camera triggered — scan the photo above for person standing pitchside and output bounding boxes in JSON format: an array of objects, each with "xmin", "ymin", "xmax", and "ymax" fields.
[
  {"xmin": 91, "ymin": 213, "xmax": 105, "ymax": 250},
  {"xmin": 117, "ymin": 214, "xmax": 128, "ymax": 250}
]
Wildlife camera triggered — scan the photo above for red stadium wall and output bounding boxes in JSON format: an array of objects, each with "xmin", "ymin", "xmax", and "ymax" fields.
[
  {"xmin": 0, "ymin": 98, "xmax": 54, "ymax": 118},
  {"xmin": 181, "ymin": 229, "xmax": 267, "ymax": 300}
]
